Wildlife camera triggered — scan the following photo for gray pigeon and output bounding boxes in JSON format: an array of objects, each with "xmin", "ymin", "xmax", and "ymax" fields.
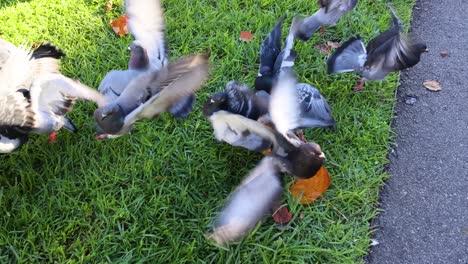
[
  {"xmin": 98, "ymin": 0, "xmax": 195, "ymax": 120},
  {"xmin": 94, "ymin": 54, "xmax": 210, "ymax": 138},
  {"xmin": 0, "ymin": 40, "xmax": 107, "ymax": 153},
  {"xmin": 327, "ymin": 5, "xmax": 427, "ymax": 90},
  {"xmin": 295, "ymin": 0, "xmax": 359, "ymax": 41},
  {"xmin": 203, "ymin": 81, "xmax": 270, "ymax": 120},
  {"xmin": 206, "ymin": 72, "xmax": 327, "ymax": 244}
]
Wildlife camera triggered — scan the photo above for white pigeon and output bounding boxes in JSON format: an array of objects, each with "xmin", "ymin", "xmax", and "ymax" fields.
[{"xmin": 0, "ymin": 40, "xmax": 106, "ymax": 153}]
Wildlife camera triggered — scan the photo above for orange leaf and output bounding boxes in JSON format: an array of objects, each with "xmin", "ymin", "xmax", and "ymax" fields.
[
  {"xmin": 240, "ymin": 31, "xmax": 254, "ymax": 42},
  {"xmin": 272, "ymin": 205, "xmax": 292, "ymax": 224},
  {"xmin": 110, "ymin": 14, "xmax": 129, "ymax": 37},
  {"xmin": 289, "ymin": 166, "xmax": 330, "ymax": 204}
]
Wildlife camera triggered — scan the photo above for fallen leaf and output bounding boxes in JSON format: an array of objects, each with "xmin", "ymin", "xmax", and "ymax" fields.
[
  {"xmin": 105, "ymin": 0, "xmax": 113, "ymax": 12},
  {"xmin": 423, "ymin": 80, "xmax": 442, "ymax": 92},
  {"xmin": 272, "ymin": 205, "xmax": 292, "ymax": 224},
  {"xmin": 440, "ymin": 50, "xmax": 449, "ymax": 58},
  {"xmin": 239, "ymin": 31, "xmax": 254, "ymax": 42},
  {"xmin": 110, "ymin": 14, "xmax": 129, "ymax": 37},
  {"xmin": 289, "ymin": 166, "xmax": 331, "ymax": 204},
  {"xmin": 327, "ymin": 41, "xmax": 341, "ymax": 49},
  {"xmin": 314, "ymin": 44, "xmax": 331, "ymax": 54}
]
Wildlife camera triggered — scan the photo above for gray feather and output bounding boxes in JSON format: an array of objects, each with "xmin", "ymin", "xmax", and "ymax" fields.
[
  {"xmin": 208, "ymin": 156, "xmax": 283, "ymax": 245},
  {"xmin": 296, "ymin": 83, "xmax": 336, "ymax": 127},
  {"xmin": 327, "ymin": 36, "xmax": 367, "ymax": 73},
  {"xmin": 296, "ymin": 0, "xmax": 358, "ymax": 41}
]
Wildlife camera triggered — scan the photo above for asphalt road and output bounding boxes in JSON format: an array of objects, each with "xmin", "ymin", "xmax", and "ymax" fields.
[{"xmin": 366, "ymin": 0, "xmax": 468, "ymax": 263}]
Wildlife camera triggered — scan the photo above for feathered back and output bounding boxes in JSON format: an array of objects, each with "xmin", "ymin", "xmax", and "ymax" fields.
[{"xmin": 327, "ymin": 35, "xmax": 367, "ymax": 73}]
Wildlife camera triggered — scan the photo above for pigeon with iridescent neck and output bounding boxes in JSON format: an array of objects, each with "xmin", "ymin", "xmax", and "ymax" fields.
[
  {"xmin": 96, "ymin": 0, "xmax": 196, "ymax": 139},
  {"xmin": 327, "ymin": 5, "xmax": 427, "ymax": 91}
]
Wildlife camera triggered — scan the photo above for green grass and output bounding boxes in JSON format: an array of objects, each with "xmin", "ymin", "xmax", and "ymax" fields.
[{"xmin": 0, "ymin": 0, "xmax": 415, "ymax": 262}]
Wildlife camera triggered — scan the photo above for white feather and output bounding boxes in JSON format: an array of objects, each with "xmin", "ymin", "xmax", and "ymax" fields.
[
  {"xmin": 269, "ymin": 73, "xmax": 301, "ymax": 137},
  {"xmin": 0, "ymin": 43, "xmax": 32, "ymax": 95},
  {"xmin": 125, "ymin": 0, "xmax": 167, "ymax": 68}
]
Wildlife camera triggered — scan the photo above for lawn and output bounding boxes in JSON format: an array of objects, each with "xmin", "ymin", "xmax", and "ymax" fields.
[{"xmin": 0, "ymin": 0, "xmax": 415, "ymax": 262}]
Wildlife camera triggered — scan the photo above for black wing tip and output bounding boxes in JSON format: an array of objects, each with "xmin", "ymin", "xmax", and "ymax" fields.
[
  {"xmin": 170, "ymin": 94, "xmax": 196, "ymax": 120},
  {"xmin": 326, "ymin": 35, "xmax": 362, "ymax": 74},
  {"xmin": 31, "ymin": 43, "xmax": 65, "ymax": 59},
  {"xmin": 63, "ymin": 118, "xmax": 78, "ymax": 133}
]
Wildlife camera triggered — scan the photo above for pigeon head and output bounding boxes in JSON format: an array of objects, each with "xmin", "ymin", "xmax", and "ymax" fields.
[
  {"xmin": 128, "ymin": 41, "xmax": 149, "ymax": 70},
  {"xmin": 414, "ymin": 43, "xmax": 428, "ymax": 54},
  {"xmin": 93, "ymin": 104, "xmax": 125, "ymax": 134},
  {"xmin": 202, "ymin": 92, "xmax": 228, "ymax": 117},
  {"xmin": 287, "ymin": 142, "xmax": 325, "ymax": 179}
]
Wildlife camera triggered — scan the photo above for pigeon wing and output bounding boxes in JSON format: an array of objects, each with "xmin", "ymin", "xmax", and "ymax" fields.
[
  {"xmin": 123, "ymin": 54, "xmax": 209, "ymax": 126},
  {"xmin": 208, "ymin": 156, "xmax": 283, "ymax": 245}
]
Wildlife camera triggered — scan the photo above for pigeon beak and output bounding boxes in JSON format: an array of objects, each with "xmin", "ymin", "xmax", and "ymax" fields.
[
  {"xmin": 319, "ymin": 152, "xmax": 326, "ymax": 159},
  {"xmin": 127, "ymin": 46, "xmax": 132, "ymax": 51}
]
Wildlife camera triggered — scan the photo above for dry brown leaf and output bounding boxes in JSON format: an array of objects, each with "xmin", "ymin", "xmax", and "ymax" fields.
[
  {"xmin": 272, "ymin": 205, "xmax": 292, "ymax": 224},
  {"xmin": 327, "ymin": 41, "xmax": 341, "ymax": 49},
  {"xmin": 105, "ymin": 0, "xmax": 113, "ymax": 12},
  {"xmin": 314, "ymin": 44, "xmax": 331, "ymax": 54},
  {"xmin": 440, "ymin": 51, "xmax": 449, "ymax": 58},
  {"xmin": 423, "ymin": 80, "xmax": 442, "ymax": 92},
  {"xmin": 110, "ymin": 14, "xmax": 129, "ymax": 37},
  {"xmin": 289, "ymin": 166, "xmax": 331, "ymax": 204},
  {"xmin": 239, "ymin": 31, "xmax": 254, "ymax": 42}
]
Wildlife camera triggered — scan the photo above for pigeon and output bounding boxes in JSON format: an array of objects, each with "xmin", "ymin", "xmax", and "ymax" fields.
[
  {"xmin": 98, "ymin": 0, "xmax": 195, "ymax": 121},
  {"xmin": 0, "ymin": 40, "xmax": 107, "ymax": 153},
  {"xmin": 203, "ymin": 81, "xmax": 270, "ymax": 121},
  {"xmin": 94, "ymin": 54, "xmax": 210, "ymax": 138},
  {"xmin": 294, "ymin": 0, "xmax": 359, "ymax": 41},
  {"xmin": 207, "ymin": 73, "xmax": 326, "ymax": 244},
  {"xmin": 253, "ymin": 17, "xmax": 335, "ymax": 130},
  {"xmin": 254, "ymin": 17, "xmax": 300, "ymax": 94},
  {"xmin": 327, "ymin": 5, "xmax": 427, "ymax": 91}
]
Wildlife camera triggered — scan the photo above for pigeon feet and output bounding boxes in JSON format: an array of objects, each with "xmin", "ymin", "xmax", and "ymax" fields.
[
  {"xmin": 49, "ymin": 131, "xmax": 58, "ymax": 144},
  {"xmin": 95, "ymin": 134, "xmax": 109, "ymax": 140},
  {"xmin": 318, "ymin": 26, "xmax": 326, "ymax": 35},
  {"xmin": 353, "ymin": 79, "xmax": 365, "ymax": 92}
]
